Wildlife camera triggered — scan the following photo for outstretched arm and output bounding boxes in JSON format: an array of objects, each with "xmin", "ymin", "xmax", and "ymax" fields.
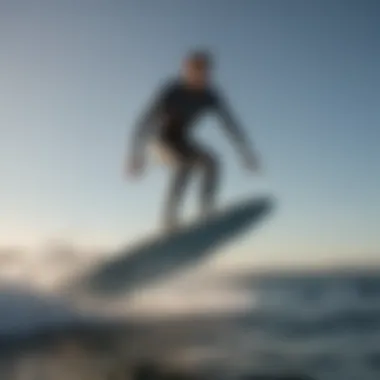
[
  {"xmin": 214, "ymin": 92, "xmax": 259, "ymax": 169},
  {"xmin": 127, "ymin": 83, "xmax": 171, "ymax": 175},
  {"xmin": 129, "ymin": 97, "xmax": 160, "ymax": 164}
]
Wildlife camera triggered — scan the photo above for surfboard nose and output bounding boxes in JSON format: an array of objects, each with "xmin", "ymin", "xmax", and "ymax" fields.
[{"xmin": 230, "ymin": 195, "xmax": 275, "ymax": 222}]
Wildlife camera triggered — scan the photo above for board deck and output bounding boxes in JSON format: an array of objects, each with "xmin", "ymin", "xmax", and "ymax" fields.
[{"xmin": 75, "ymin": 196, "xmax": 274, "ymax": 296}]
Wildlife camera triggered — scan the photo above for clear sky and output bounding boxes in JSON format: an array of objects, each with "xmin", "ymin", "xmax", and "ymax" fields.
[{"xmin": 1, "ymin": 0, "xmax": 379, "ymax": 267}]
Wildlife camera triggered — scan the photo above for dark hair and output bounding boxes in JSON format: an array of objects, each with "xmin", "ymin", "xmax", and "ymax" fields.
[{"xmin": 185, "ymin": 49, "xmax": 213, "ymax": 68}]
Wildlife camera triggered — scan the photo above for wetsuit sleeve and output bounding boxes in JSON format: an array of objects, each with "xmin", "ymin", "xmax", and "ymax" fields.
[
  {"xmin": 212, "ymin": 90, "xmax": 253, "ymax": 157},
  {"xmin": 129, "ymin": 82, "xmax": 172, "ymax": 161}
]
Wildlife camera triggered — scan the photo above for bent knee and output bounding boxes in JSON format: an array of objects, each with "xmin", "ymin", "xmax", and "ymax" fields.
[{"xmin": 197, "ymin": 151, "xmax": 219, "ymax": 172}]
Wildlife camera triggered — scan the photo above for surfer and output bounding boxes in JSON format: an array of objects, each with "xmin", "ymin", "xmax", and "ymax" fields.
[{"xmin": 126, "ymin": 49, "xmax": 260, "ymax": 230}]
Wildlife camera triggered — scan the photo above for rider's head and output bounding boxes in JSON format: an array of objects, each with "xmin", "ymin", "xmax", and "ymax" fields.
[{"xmin": 182, "ymin": 49, "xmax": 213, "ymax": 89}]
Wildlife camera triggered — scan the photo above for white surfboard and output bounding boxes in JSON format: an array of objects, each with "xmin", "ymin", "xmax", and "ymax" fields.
[{"xmin": 75, "ymin": 196, "xmax": 274, "ymax": 296}]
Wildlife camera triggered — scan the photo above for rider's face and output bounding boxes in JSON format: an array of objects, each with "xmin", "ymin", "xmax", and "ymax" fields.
[{"xmin": 183, "ymin": 58, "xmax": 211, "ymax": 88}]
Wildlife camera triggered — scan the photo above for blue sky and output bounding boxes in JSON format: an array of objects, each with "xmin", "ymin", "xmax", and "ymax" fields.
[{"xmin": 0, "ymin": 0, "xmax": 379, "ymax": 267}]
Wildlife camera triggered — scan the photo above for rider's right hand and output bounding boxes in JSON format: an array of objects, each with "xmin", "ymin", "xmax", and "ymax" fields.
[
  {"xmin": 243, "ymin": 150, "xmax": 261, "ymax": 174},
  {"xmin": 126, "ymin": 155, "xmax": 144, "ymax": 178}
]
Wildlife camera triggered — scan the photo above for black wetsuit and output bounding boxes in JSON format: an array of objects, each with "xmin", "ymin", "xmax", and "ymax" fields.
[{"xmin": 131, "ymin": 78, "xmax": 248, "ymax": 229}]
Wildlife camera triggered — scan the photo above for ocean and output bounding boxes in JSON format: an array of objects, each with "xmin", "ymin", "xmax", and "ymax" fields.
[
  {"xmin": 1, "ymin": 266, "xmax": 380, "ymax": 380},
  {"xmin": 202, "ymin": 268, "xmax": 380, "ymax": 380}
]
